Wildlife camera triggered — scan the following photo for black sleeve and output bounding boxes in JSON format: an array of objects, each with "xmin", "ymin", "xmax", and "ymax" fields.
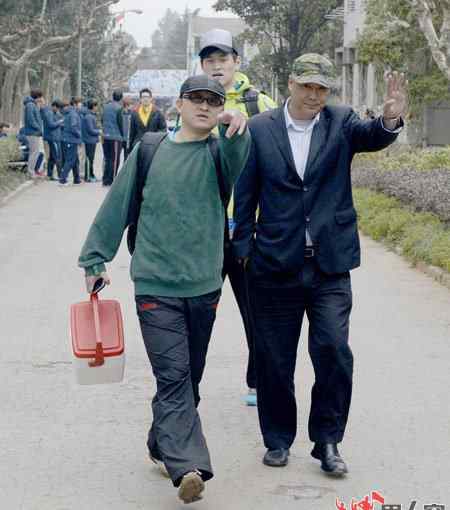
[
  {"xmin": 129, "ymin": 113, "xmax": 137, "ymax": 148},
  {"xmin": 158, "ymin": 111, "xmax": 167, "ymax": 132},
  {"xmin": 232, "ymin": 138, "xmax": 260, "ymax": 260},
  {"xmin": 117, "ymin": 108, "xmax": 124, "ymax": 138}
]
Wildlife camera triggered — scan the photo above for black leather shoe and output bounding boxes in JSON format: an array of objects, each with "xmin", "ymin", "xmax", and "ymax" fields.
[
  {"xmin": 263, "ymin": 448, "xmax": 290, "ymax": 467},
  {"xmin": 311, "ymin": 443, "xmax": 348, "ymax": 476}
]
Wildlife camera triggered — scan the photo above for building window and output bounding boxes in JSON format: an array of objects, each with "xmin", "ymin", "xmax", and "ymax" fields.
[{"xmin": 347, "ymin": 0, "xmax": 356, "ymax": 12}]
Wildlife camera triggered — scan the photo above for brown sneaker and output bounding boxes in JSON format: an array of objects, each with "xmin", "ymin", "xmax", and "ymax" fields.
[{"xmin": 178, "ymin": 471, "xmax": 205, "ymax": 504}]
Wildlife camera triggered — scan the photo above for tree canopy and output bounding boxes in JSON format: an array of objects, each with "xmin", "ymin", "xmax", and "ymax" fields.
[{"xmin": 213, "ymin": 0, "xmax": 343, "ymax": 95}]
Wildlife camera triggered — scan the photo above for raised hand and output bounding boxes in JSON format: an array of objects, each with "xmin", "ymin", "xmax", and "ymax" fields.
[
  {"xmin": 217, "ymin": 110, "xmax": 247, "ymax": 138},
  {"xmin": 383, "ymin": 71, "xmax": 408, "ymax": 121}
]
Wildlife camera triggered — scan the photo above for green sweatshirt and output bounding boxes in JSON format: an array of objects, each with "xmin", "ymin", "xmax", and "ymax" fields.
[{"xmin": 78, "ymin": 126, "xmax": 250, "ymax": 297}]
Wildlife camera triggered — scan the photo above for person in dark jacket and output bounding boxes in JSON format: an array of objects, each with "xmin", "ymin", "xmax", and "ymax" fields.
[
  {"xmin": 129, "ymin": 88, "xmax": 166, "ymax": 149},
  {"xmin": 82, "ymin": 99, "xmax": 101, "ymax": 182},
  {"xmin": 102, "ymin": 90, "xmax": 123, "ymax": 186},
  {"xmin": 233, "ymin": 54, "xmax": 408, "ymax": 475},
  {"xmin": 41, "ymin": 100, "xmax": 64, "ymax": 180},
  {"xmin": 59, "ymin": 99, "xmax": 83, "ymax": 185},
  {"xmin": 23, "ymin": 89, "xmax": 45, "ymax": 177},
  {"xmin": 117, "ymin": 97, "xmax": 133, "ymax": 161}
]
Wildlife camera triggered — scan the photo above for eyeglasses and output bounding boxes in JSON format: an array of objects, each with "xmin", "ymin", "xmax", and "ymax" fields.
[{"xmin": 182, "ymin": 93, "xmax": 225, "ymax": 107}]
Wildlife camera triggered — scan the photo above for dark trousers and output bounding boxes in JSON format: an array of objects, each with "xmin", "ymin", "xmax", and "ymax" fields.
[
  {"xmin": 84, "ymin": 143, "xmax": 97, "ymax": 180},
  {"xmin": 248, "ymin": 257, "xmax": 353, "ymax": 450},
  {"xmin": 136, "ymin": 289, "xmax": 221, "ymax": 487},
  {"xmin": 102, "ymin": 139, "xmax": 121, "ymax": 185},
  {"xmin": 222, "ymin": 251, "xmax": 256, "ymax": 388},
  {"xmin": 59, "ymin": 142, "xmax": 80, "ymax": 184},
  {"xmin": 47, "ymin": 140, "xmax": 61, "ymax": 178}
]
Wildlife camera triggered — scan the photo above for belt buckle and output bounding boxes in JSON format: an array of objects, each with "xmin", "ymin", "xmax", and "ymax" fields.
[{"xmin": 304, "ymin": 247, "xmax": 315, "ymax": 258}]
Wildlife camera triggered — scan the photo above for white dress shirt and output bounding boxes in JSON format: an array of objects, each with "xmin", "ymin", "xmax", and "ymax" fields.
[
  {"xmin": 284, "ymin": 100, "xmax": 319, "ymax": 246},
  {"xmin": 284, "ymin": 99, "xmax": 320, "ymax": 181}
]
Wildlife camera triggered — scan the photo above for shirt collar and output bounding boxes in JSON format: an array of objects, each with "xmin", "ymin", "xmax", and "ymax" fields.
[{"xmin": 284, "ymin": 99, "xmax": 320, "ymax": 131}]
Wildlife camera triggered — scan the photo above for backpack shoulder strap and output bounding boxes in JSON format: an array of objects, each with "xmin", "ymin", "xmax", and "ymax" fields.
[
  {"xmin": 135, "ymin": 131, "xmax": 167, "ymax": 199},
  {"xmin": 126, "ymin": 131, "xmax": 167, "ymax": 254},
  {"xmin": 242, "ymin": 88, "xmax": 260, "ymax": 117}
]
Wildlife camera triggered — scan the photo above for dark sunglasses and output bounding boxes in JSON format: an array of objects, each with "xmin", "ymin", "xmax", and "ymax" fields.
[{"xmin": 182, "ymin": 93, "xmax": 225, "ymax": 107}]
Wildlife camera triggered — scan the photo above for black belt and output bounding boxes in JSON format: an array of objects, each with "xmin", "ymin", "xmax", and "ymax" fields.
[{"xmin": 304, "ymin": 247, "xmax": 315, "ymax": 258}]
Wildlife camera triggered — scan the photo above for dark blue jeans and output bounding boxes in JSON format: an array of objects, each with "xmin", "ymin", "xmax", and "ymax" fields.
[
  {"xmin": 248, "ymin": 257, "xmax": 353, "ymax": 450},
  {"xmin": 136, "ymin": 289, "xmax": 221, "ymax": 487},
  {"xmin": 59, "ymin": 142, "xmax": 80, "ymax": 184}
]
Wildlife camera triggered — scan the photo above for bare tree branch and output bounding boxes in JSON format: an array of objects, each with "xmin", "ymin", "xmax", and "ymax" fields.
[{"xmin": 411, "ymin": 0, "xmax": 450, "ymax": 79}]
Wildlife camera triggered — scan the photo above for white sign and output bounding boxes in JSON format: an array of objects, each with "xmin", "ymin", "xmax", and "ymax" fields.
[{"xmin": 128, "ymin": 69, "xmax": 188, "ymax": 96}]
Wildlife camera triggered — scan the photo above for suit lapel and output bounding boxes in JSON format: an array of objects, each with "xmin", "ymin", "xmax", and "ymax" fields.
[
  {"xmin": 303, "ymin": 110, "xmax": 330, "ymax": 182},
  {"xmin": 268, "ymin": 107, "xmax": 298, "ymax": 176}
]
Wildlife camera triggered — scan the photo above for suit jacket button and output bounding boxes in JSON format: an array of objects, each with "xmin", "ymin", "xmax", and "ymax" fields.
[
  {"xmin": 305, "ymin": 216, "xmax": 311, "ymax": 223},
  {"xmin": 303, "ymin": 186, "xmax": 309, "ymax": 192}
]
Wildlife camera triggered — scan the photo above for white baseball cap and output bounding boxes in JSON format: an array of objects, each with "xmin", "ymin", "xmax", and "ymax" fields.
[{"xmin": 199, "ymin": 29, "xmax": 237, "ymax": 58}]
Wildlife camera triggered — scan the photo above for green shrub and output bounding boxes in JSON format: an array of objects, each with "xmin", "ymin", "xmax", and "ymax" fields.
[
  {"xmin": 0, "ymin": 137, "xmax": 27, "ymax": 199},
  {"xmin": 354, "ymin": 146, "xmax": 450, "ymax": 172},
  {"xmin": 354, "ymin": 188, "xmax": 450, "ymax": 274}
]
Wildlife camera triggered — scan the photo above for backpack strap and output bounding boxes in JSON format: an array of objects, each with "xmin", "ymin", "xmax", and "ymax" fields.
[
  {"xmin": 242, "ymin": 88, "xmax": 260, "ymax": 117},
  {"xmin": 126, "ymin": 131, "xmax": 167, "ymax": 254}
]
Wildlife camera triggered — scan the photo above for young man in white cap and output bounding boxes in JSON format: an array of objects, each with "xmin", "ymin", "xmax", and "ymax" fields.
[
  {"xmin": 199, "ymin": 28, "xmax": 277, "ymax": 407},
  {"xmin": 79, "ymin": 75, "xmax": 250, "ymax": 504}
]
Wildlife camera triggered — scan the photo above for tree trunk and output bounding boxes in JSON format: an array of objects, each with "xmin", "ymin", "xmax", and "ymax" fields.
[
  {"xmin": 42, "ymin": 61, "xmax": 52, "ymax": 100},
  {"xmin": 0, "ymin": 64, "xmax": 21, "ymax": 125}
]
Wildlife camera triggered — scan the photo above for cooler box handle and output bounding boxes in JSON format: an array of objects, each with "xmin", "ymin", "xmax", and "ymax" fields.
[{"xmin": 88, "ymin": 292, "xmax": 105, "ymax": 367}]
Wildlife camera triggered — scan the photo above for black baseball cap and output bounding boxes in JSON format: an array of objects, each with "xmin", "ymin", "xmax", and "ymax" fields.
[{"xmin": 179, "ymin": 75, "xmax": 226, "ymax": 99}]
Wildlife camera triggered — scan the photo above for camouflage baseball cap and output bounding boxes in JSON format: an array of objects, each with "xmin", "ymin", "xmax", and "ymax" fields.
[{"xmin": 291, "ymin": 53, "xmax": 336, "ymax": 89}]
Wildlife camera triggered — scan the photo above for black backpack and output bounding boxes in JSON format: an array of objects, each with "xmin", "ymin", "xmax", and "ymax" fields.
[
  {"xmin": 126, "ymin": 131, "xmax": 231, "ymax": 258},
  {"xmin": 241, "ymin": 89, "xmax": 260, "ymax": 117}
]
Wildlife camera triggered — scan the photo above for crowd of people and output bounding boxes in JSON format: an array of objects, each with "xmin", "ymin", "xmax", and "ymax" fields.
[{"xmin": 4, "ymin": 87, "xmax": 168, "ymax": 186}]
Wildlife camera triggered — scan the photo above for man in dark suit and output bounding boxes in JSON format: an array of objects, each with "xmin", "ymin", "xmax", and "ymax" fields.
[
  {"xmin": 129, "ymin": 88, "xmax": 167, "ymax": 149},
  {"xmin": 233, "ymin": 54, "xmax": 408, "ymax": 476}
]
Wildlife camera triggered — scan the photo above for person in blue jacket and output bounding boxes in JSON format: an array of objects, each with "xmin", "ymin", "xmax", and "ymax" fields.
[
  {"xmin": 23, "ymin": 89, "xmax": 45, "ymax": 177},
  {"xmin": 101, "ymin": 89, "xmax": 123, "ymax": 186},
  {"xmin": 59, "ymin": 98, "xmax": 83, "ymax": 185},
  {"xmin": 41, "ymin": 100, "xmax": 64, "ymax": 180},
  {"xmin": 82, "ymin": 99, "xmax": 101, "ymax": 182}
]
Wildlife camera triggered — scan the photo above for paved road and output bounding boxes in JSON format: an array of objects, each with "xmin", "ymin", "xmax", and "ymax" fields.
[{"xmin": 0, "ymin": 178, "xmax": 449, "ymax": 510}]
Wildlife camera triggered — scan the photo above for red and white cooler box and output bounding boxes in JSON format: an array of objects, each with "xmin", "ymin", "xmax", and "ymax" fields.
[{"xmin": 70, "ymin": 293, "xmax": 125, "ymax": 385}]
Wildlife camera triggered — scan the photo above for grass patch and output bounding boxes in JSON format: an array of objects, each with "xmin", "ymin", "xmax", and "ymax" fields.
[
  {"xmin": 354, "ymin": 187, "xmax": 450, "ymax": 273},
  {"xmin": 0, "ymin": 137, "xmax": 27, "ymax": 200},
  {"xmin": 354, "ymin": 145, "xmax": 450, "ymax": 172}
]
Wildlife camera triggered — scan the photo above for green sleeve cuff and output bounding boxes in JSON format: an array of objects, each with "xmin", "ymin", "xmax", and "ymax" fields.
[{"xmin": 85, "ymin": 263, "xmax": 106, "ymax": 277}]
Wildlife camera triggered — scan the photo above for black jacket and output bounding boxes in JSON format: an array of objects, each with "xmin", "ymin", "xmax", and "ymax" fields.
[
  {"xmin": 233, "ymin": 105, "xmax": 401, "ymax": 280},
  {"xmin": 129, "ymin": 108, "xmax": 166, "ymax": 148}
]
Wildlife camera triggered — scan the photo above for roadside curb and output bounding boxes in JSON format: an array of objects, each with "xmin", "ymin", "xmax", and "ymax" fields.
[
  {"xmin": 392, "ymin": 245, "xmax": 450, "ymax": 291},
  {"xmin": 414, "ymin": 261, "xmax": 450, "ymax": 291},
  {"xmin": 0, "ymin": 179, "xmax": 35, "ymax": 207}
]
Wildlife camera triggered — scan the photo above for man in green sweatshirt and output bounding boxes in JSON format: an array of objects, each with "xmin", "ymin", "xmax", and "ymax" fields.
[{"xmin": 78, "ymin": 75, "xmax": 250, "ymax": 505}]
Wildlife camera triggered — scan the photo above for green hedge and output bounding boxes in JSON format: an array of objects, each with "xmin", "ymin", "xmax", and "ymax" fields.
[
  {"xmin": 354, "ymin": 146, "xmax": 450, "ymax": 172},
  {"xmin": 0, "ymin": 137, "xmax": 26, "ymax": 199},
  {"xmin": 354, "ymin": 188, "xmax": 450, "ymax": 273}
]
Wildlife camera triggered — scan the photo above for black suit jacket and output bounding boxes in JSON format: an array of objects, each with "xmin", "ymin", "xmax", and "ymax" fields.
[
  {"xmin": 129, "ymin": 108, "xmax": 167, "ymax": 149},
  {"xmin": 233, "ymin": 104, "xmax": 401, "ymax": 280}
]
